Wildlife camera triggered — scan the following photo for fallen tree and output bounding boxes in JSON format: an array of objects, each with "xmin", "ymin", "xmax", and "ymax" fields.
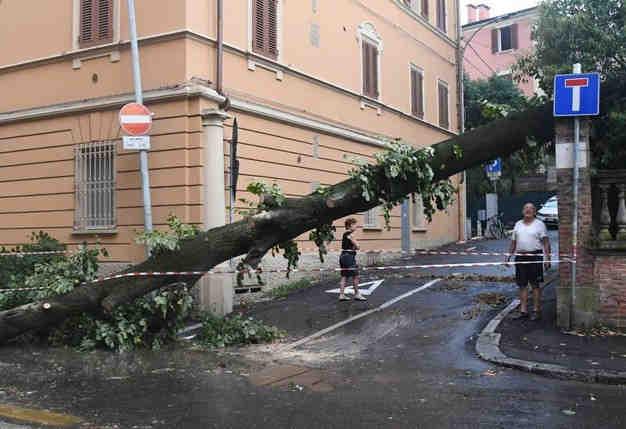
[{"xmin": 0, "ymin": 103, "xmax": 556, "ymax": 342}]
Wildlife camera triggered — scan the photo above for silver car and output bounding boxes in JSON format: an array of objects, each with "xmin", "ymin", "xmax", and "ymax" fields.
[{"xmin": 537, "ymin": 196, "xmax": 558, "ymax": 227}]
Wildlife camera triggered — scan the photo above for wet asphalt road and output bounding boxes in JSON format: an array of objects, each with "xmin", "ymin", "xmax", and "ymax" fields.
[{"xmin": 1, "ymin": 233, "xmax": 626, "ymax": 428}]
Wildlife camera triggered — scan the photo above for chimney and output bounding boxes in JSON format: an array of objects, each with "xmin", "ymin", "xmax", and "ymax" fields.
[
  {"xmin": 477, "ymin": 4, "xmax": 491, "ymax": 21},
  {"xmin": 466, "ymin": 4, "xmax": 478, "ymax": 23}
]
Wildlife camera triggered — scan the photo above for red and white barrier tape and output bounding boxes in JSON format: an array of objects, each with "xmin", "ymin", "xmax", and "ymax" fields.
[
  {"xmin": 298, "ymin": 248, "xmax": 571, "ymax": 258},
  {"xmin": 0, "ymin": 250, "xmax": 67, "ymax": 257},
  {"xmin": 86, "ymin": 258, "xmax": 569, "ymax": 284},
  {"xmin": 0, "ymin": 259, "xmax": 569, "ymax": 292}
]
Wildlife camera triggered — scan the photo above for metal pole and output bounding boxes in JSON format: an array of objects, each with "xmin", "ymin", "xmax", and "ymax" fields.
[
  {"xmin": 571, "ymin": 63, "xmax": 582, "ymax": 326},
  {"xmin": 127, "ymin": 0, "xmax": 153, "ymax": 237}
]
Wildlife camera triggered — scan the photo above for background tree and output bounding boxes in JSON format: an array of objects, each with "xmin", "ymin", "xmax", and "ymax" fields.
[
  {"xmin": 463, "ymin": 75, "xmax": 548, "ymax": 225},
  {"xmin": 514, "ymin": 0, "xmax": 626, "ymax": 168}
]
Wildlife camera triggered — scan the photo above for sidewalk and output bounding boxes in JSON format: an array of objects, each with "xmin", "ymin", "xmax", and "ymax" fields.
[{"xmin": 478, "ymin": 280, "xmax": 626, "ymax": 384}]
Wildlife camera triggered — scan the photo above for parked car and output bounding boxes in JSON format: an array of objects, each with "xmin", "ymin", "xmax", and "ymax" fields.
[{"xmin": 537, "ymin": 196, "xmax": 558, "ymax": 228}]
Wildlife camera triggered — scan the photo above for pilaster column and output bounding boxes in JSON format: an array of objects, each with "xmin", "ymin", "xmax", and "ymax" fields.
[{"xmin": 202, "ymin": 110, "xmax": 229, "ymax": 229}]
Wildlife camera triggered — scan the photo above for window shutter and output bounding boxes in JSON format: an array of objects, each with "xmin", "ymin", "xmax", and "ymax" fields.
[
  {"xmin": 362, "ymin": 42, "xmax": 370, "ymax": 95},
  {"xmin": 411, "ymin": 70, "xmax": 424, "ymax": 118},
  {"xmin": 80, "ymin": 0, "xmax": 112, "ymax": 47},
  {"xmin": 253, "ymin": 0, "xmax": 265, "ymax": 52},
  {"xmin": 97, "ymin": 0, "xmax": 113, "ymax": 41},
  {"xmin": 510, "ymin": 23, "xmax": 519, "ymax": 50},
  {"xmin": 267, "ymin": 0, "xmax": 278, "ymax": 58},
  {"xmin": 491, "ymin": 28, "xmax": 499, "ymax": 53},
  {"xmin": 421, "ymin": 0, "xmax": 429, "ymax": 19},
  {"xmin": 438, "ymin": 82, "xmax": 449, "ymax": 129},
  {"xmin": 436, "ymin": 0, "xmax": 446, "ymax": 32},
  {"xmin": 370, "ymin": 44, "xmax": 379, "ymax": 98},
  {"xmin": 362, "ymin": 41, "xmax": 378, "ymax": 98},
  {"xmin": 411, "ymin": 70, "xmax": 418, "ymax": 116},
  {"xmin": 80, "ymin": 0, "xmax": 94, "ymax": 45},
  {"xmin": 252, "ymin": 0, "xmax": 278, "ymax": 59}
]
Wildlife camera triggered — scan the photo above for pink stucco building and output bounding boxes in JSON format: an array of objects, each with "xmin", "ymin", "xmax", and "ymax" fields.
[{"xmin": 462, "ymin": 4, "xmax": 539, "ymax": 97}]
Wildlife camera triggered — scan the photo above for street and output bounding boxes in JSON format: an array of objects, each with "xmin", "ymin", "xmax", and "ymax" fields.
[{"xmin": 2, "ymin": 233, "xmax": 626, "ymax": 428}]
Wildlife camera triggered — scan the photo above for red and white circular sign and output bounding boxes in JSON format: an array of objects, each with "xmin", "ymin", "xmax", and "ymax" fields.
[{"xmin": 119, "ymin": 102, "xmax": 152, "ymax": 136}]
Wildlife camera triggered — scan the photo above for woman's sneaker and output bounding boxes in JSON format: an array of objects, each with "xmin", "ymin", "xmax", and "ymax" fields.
[
  {"xmin": 353, "ymin": 294, "xmax": 367, "ymax": 301},
  {"xmin": 339, "ymin": 294, "xmax": 351, "ymax": 301}
]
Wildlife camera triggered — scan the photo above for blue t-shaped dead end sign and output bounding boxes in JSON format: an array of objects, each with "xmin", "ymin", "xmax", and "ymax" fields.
[{"xmin": 553, "ymin": 73, "xmax": 600, "ymax": 117}]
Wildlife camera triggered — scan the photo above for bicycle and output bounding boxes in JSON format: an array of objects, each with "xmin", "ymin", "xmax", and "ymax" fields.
[{"xmin": 487, "ymin": 213, "xmax": 507, "ymax": 239}]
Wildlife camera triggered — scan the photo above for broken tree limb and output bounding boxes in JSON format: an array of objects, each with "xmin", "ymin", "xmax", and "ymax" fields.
[{"xmin": 0, "ymin": 103, "xmax": 555, "ymax": 343}]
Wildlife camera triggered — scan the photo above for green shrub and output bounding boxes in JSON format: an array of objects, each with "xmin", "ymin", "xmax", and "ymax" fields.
[
  {"xmin": 197, "ymin": 313, "xmax": 284, "ymax": 348},
  {"xmin": 267, "ymin": 278, "xmax": 312, "ymax": 298},
  {"xmin": 1, "ymin": 222, "xmax": 197, "ymax": 352}
]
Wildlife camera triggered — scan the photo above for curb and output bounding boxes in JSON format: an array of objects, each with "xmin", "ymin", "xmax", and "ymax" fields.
[{"xmin": 476, "ymin": 279, "xmax": 626, "ymax": 385}]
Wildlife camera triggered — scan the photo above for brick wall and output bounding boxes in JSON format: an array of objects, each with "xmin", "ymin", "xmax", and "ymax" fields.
[
  {"xmin": 557, "ymin": 168, "xmax": 599, "ymax": 328},
  {"xmin": 595, "ymin": 256, "xmax": 626, "ymax": 329}
]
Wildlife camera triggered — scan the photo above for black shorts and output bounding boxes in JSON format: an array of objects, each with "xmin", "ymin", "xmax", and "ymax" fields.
[
  {"xmin": 515, "ymin": 252, "xmax": 544, "ymax": 288},
  {"xmin": 339, "ymin": 251, "xmax": 358, "ymax": 278}
]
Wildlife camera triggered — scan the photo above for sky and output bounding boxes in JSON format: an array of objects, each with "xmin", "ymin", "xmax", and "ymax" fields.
[{"xmin": 462, "ymin": 0, "xmax": 541, "ymax": 24}]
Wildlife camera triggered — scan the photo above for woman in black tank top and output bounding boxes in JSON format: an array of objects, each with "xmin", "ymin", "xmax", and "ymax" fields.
[{"xmin": 338, "ymin": 218, "xmax": 366, "ymax": 301}]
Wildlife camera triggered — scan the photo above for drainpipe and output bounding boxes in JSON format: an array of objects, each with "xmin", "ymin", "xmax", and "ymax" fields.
[
  {"xmin": 216, "ymin": 0, "xmax": 224, "ymax": 96},
  {"xmin": 455, "ymin": 0, "xmax": 466, "ymax": 241}
]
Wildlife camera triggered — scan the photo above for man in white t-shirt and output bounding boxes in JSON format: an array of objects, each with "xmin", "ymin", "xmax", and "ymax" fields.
[{"xmin": 506, "ymin": 202, "xmax": 552, "ymax": 321}]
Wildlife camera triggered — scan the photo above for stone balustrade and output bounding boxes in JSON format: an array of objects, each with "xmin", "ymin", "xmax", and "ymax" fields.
[{"xmin": 593, "ymin": 170, "xmax": 626, "ymax": 249}]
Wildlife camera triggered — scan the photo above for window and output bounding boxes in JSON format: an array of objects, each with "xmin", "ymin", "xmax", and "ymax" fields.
[
  {"xmin": 358, "ymin": 23, "xmax": 382, "ymax": 100},
  {"xmin": 74, "ymin": 141, "xmax": 116, "ymax": 231},
  {"xmin": 491, "ymin": 24, "xmax": 519, "ymax": 53},
  {"xmin": 421, "ymin": 0, "xmax": 429, "ymax": 19},
  {"xmin": 362, "ymin": 39, "xmax": 379, "ymax": 99},
  {"xmin": 79, "ymin": 0, "xmax": 113, "ymax": 48},
  {"xmin": 363, "ymin": 207, "xmax": 379, "ymax": 229},
  {"xmin": 410, "ymin": 66, "xmax": 424, "ymax": 119},
  {"xmin": 438, "ymin": 80, "xmax": 449, "ymax": 129},
  {"xmin": 252, "ymin": 0, "xmax": 279, "ymax": 59},
  {"xmin": 411, "ymin": 194, "xmax": 426, "ymax": 230},
  {"xmin": 436, "ymin": 0, "xmax": 446, "ymax": 33}
]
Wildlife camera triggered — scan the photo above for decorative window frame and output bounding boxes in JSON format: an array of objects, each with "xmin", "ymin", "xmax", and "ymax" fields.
[
  {"xmin": 247, "ymin": 0, "xmax": 283, "ymax": 63},
  {"xmin": 409, "ymin": 63, "xmax": 425, "ymax": 119},
  {"xmin": 72, "ymin": 0, "xmax": 121, "ymax": 50},
  {"xmin": 357, "ymin": 22, "xmax": 383, "ymax": 101}
]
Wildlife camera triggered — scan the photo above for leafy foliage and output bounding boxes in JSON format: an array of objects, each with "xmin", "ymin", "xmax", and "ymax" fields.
[
  {"xmin": 136, "ymin": 214, "xmax": 199, "ymax": 255},
  {"xmin": 349, "ymin": 141, "xmax": 456, "ymax": 229},
  {"xmin": 309, "ymin": 223, "xmax": 336, "ymax": 263},
  {"xmin": 513, "ymin": 0, "xmax": 626, "ymax": 168},
  {"xmin": 196, "ymin": 313, "xmax": 284, "ymax": 348},
  {"xmin": 2, "ymin": 227, "xmax": 196, "ymax": 352}
]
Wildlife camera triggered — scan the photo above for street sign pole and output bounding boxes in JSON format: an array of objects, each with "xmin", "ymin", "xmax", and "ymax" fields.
[
  {"xmin": 127, "ymin": 0, "xmax": 153, "ymax": 238},
  {"xmin": 571, "ymin": 62, "xmax": 581, "ymax": 321}
]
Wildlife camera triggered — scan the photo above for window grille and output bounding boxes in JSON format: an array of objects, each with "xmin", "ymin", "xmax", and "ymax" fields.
[
  {"xmin": 363, "ymin": 207, "xmax": 379, "ymax": 229},
  {"xmin": 74, "ymin": 141, "xmax": 116, "ymax": 231}
]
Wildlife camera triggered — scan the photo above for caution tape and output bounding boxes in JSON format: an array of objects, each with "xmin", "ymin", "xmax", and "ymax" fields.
[
  {"xmin": 0, "ymin": 250, "xmax": 68, "ymax": 257},
  {"xmin": 0, "ymin": 259, "xmax": 570, "ymax": 293},
  {"xmin": 75, "ymin": 258, "xmax": 572, "ymax": 285},
  {"xmin": 297, "ymin": 248, "xmax": 571, "ymax": 258}
]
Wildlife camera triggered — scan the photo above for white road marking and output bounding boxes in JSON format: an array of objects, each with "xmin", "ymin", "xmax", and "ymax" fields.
[
  {"xmin": 280, "ymin": 279, "xmax": 441, "ymax": 351},
  {"xmin": 325, "ymin": 279, "xmax": 385, "ymax": 296}
]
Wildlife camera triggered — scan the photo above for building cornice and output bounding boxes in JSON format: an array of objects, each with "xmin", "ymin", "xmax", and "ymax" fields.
[
  {"xmin": 1, "ymin": 29, "xmax": 457, "ymax": 138},
  {"xmin": 462, "ymin": 7, "xmax": 538, "ymax": 31}
]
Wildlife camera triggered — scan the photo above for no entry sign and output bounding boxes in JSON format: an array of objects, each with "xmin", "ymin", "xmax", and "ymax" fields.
[{"xmin": 119, "ymin": 102, "xmax": 152, "ymax": 136}]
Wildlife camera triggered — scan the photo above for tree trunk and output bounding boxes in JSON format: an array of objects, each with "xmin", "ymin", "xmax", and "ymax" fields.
[{"xmin": 0, "ymin": 103, "xmax": 554, "ymax": 343}]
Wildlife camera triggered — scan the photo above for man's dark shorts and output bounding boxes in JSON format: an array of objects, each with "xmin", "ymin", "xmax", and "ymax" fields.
[{"xmin": 515, "ymin": 251, "xmax": 544, "ymax": 289}]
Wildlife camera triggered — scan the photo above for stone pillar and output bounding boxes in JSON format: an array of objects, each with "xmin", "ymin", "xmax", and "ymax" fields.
[
  {"xmin": 555, "ymin": 119, "xmax": 597, "ymax": 329},
  {"xmin": 197, "ymin": 110, "xmax": 233, "ymax": 317}
]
